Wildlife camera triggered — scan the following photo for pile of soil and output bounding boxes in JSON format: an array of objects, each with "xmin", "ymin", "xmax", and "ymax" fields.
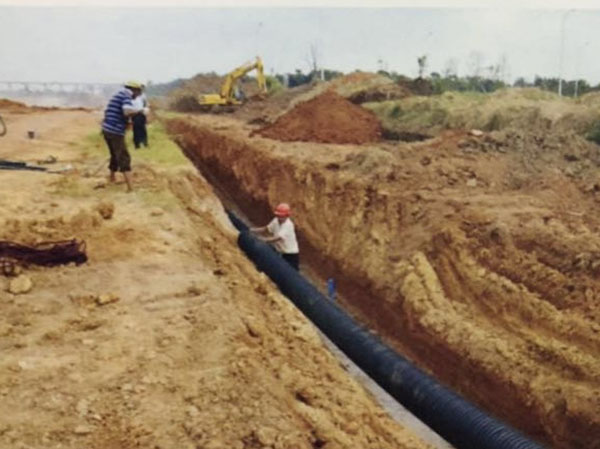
[
  {"xmin": 0, "ymin": 99, "xmax": 26, "ymax": 108},
  {"xmin": 398, "ymin": 78, "xmax": 434, "ymax": 96},
  {"xmin": 0, "ymin": 98, "xmax": 88, "ymax": 113},
  {"xmin": 254, "ymin": 90, "xmax": 382, "ymax": 144},
  {"xmin": 348, "ymin": 83, "xmax": 411, "ymax": 104},
  {"xmin": 0, "ymin": 98, "xmax": 29, "ymax": 112},
  {"xmin": 231, "ymin": 83, "xmax": 316, "ymax": 125},
  {"xmin": 337, "ymin": 71, "xmax": 380, "ymax": 85},
  {"xmin": 169, "ymin": 72, "xmax": 266, "ymax": 113}
]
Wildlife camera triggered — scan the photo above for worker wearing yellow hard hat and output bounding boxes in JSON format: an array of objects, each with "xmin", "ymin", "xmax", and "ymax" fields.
[
  {"xmin": 100, "ymin": 80, "xmax": 147, "ymax": 192},
  {"xmin": 124, "ymin": 80, "xmax": 143, "ymax": 89}
]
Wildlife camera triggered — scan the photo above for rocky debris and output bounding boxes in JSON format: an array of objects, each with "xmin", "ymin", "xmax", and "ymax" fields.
[
  {"xmin": 73, "ymin": 425, "xmax": 93, "ymax": 435},
  {"xmin": 69, "ymin": 293, "xmax": 120, "ymax": 307},
  {"xmin": 242, "ymin": 316, "xmax": 265, "ymax": 340},
  {"xmin": 69, "ymin": 293, "xmax": 97, "ymax": 306},
  {"xmin": 254, "ymin": 426, "xmax": 277, "ymax": 446},
  {"xmin": 76, "ymin": 399, "xmax": 89, "ymax": 416},
  {"xmin": 8, "ymin": 274, "xmax": 33, "ymax": 294},
  {"xmin": 38, "ymin": 155, "xmax": 58, "ymax": 165},
  {"xmin": 96, "ymin": 201, "xmax": 114, "ymax": 220},
  {"xmin": 95, "ymin": 293, "xmax": 119, "ymax": 306},
  {"xmin": 1, "ymin": 259, "xmax": 22, "ymax": 277},
  {"xmin": 186, "ymin": 283, "xmax": 205, "ymax": 296}
]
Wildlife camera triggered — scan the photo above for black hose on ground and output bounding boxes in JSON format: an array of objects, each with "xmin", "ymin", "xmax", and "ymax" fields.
[
  {"xmin": 228, "ymin": 211, "xmax": 545, "ymax": 449},
  {"xmin": 0, "ymin": 160, "xmax": 46, "ymax": 171}
]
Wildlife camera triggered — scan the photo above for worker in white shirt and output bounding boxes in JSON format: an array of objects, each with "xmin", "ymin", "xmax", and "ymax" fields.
[
  {"xmin": 251, "ymin": 203, "xmax": 300, "ymax": 270},
  {"xmin": 131, "ymin": 85, "xmax": 150, "ymax": 149}
]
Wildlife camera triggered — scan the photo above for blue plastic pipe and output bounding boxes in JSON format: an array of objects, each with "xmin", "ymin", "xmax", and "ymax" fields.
[{"xmin": 228, "ymin": 211, "xmax": 546, "ymax": 449}]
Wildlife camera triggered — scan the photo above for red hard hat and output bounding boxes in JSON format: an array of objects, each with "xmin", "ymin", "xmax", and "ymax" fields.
[{"xmin": 274, "ymin": 203, "xmax": 291, "ymax": 217}]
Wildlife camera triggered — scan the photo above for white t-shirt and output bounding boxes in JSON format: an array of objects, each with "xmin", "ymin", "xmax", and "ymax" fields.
[
  {"xmin": 267, "ymin": 217, "xmax": 299, "ymax": 254},
  {"xmin": 131, "ymin": 93, "xmax": 148, "ymax": 110}
]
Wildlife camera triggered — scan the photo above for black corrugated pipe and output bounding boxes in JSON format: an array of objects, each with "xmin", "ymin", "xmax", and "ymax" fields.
[{"xmin": 227, "ymin": 211, "xmax": 546, "ymax": 449}]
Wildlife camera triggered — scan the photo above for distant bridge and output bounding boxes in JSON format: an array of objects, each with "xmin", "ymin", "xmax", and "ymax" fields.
[{"xmin": 0, "ymin": 81, "xmax": 120, "ymax": 95}]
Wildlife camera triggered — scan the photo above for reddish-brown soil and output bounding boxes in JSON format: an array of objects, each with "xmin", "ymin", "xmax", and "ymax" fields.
[
  {"xmin": 253, "ymin": 90, "xmax": 382, "ymax": 144},
  {"xmin": 0, "ymin": 106, "xmax": 434, "ymax": 449},
  {"xmin": 0, "ymin": 99, "xmax": 27, "ymax": 110},
  {"xmin": 0, "ymin": 99, "xmax": 90, "ymax": 114},
  {"xmin": 167, "ymin": 113, "xmax": 600, "ymax": 449}
]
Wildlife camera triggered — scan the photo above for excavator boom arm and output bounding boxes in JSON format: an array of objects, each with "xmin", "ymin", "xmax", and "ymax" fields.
[
  {"xmin": 199, "ymin": 56, "xmax": 267, "ymax": 106},
  {"xmin": 219, "ymin": 57, "xmax": 267, "ymax": 101}
]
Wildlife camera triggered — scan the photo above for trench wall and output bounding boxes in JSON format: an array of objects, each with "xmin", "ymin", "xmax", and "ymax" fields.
[{"xmin": 166, "ymin": 116, "xmax": 600, "ymax": 449}]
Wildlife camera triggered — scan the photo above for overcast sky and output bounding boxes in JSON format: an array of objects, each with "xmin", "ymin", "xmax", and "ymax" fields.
[{"xmin": 0, "ymin": 4, "xmax": 598, "ymax": 85}]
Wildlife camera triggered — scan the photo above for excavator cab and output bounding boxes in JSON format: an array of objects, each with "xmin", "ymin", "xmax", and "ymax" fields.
[{"xmin": 198, "ymin": 56, "xmax": 267, "ymax": 110}]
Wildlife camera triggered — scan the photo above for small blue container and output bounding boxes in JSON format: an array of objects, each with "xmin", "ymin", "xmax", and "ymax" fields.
[{"xmin": 327, "ymin": 278, "xmax": 336, "ymax": 301}]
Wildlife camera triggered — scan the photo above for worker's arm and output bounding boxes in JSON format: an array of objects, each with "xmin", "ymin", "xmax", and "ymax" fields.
[
  {"xmin": 123, "ymin": 94, "xmax": 145, "ymax": 117},
  {"xmin": 261, "ymin": 235, "xmax": 283, "ymax": 244},
  {"xmin": 250, "ymin": 226, "xmax": 268, "ymax": 234},
  {"xmin": 251, "ymin": 225, "xmax": 283, "ymax": 243},
  {"xmin": 122, "ymin": 104, "xmax": 143, "ymax": 117}
]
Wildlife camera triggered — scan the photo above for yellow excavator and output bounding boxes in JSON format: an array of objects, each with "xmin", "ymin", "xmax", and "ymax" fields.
[{"xmin": 198, "ymin": 56, "xmax": 267, "ymax": 109}]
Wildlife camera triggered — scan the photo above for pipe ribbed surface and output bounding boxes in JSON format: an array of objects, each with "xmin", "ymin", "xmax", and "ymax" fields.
[{"xmin": 229, "ymin": 212, "xmax": 545, "ymax": 449}]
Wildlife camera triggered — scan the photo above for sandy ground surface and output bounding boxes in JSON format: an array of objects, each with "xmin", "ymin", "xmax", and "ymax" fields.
[
  {"xmin": 167, "ymin": 113, "xmax": 600, "ymax": 449},
  {"xmin": 0, "ymin": 108, "xmax": 433, "ymax": 449}
]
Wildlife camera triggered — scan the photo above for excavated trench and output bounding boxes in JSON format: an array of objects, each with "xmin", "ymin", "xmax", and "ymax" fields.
[{"xmin": 165, "ymin": 114, "xmax": 600, "ymax": 449}]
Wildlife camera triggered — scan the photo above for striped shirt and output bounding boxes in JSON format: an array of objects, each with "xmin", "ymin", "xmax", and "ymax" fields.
[{"xmin": 101, "ymin": 88, "xmax": 134, "ymax": 136}]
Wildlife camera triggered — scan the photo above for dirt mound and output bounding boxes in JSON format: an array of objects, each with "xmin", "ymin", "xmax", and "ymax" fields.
[
  {"xmin": 348, "ymin": 82, "xmax": 412, "ymax": 104},
  {"xmin": 231, "ymin": 83, "xmax": 316, "ymax": 125},
  {"xmin": 254, "ymin": 90, "xmax": 382, "ymax": 144},
  {"xmin": 0, "ymin": 98, "xmax": 29, "ymax": 111},
  {"xmin": 337, "ymin": 71, "xmax": 380, "ymax": 85},
  {"xmin": 169, "ymin": 72, "xmax": 266, "ymax": 112},
  {"xmin": 398, "ymin": 78, "xmax": 434, "ymax": 96},
  {"xmin": 286, "ymin": 73, "xmax": 411, "ymax": 110}
]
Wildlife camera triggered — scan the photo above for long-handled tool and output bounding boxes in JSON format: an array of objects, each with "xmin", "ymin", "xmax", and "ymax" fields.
[
  {"xmin": 0, "ymin": 159, "xmax": 73, "ymax": 174},
  {"xmin": 87, "ymin": 158, "xmax": 109, "ymax": 177},
  {"xmin": 0, "ymin": 160, "xmax": 46, "ymax": 172}
]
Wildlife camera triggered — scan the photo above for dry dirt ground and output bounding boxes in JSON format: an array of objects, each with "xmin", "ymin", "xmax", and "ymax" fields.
[
  {"xmin": 0, "ymin": 107, "xmax": 433, "ymax": 449},
  {"xmin": 167, "ymin": 112, "xmax": 600, "ymax": 449}
]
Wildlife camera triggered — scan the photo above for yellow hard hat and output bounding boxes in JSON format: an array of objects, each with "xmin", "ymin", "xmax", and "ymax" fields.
[{"xmin": 124, "ymin": 80, "xmax": 142, "ymax": 89}]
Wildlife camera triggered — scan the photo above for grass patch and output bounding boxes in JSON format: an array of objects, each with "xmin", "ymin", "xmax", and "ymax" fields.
[
  {"xmin": 134, "ymin": 122, "xmax": 188, "ymax": 166},
  {"xmin": 367, "ymin": 87, "xmax": 595, "ymax": 136},
  {"xmin": 586, "ymin": 120, "xmax": 600, "ymax": 145},
  {"xmin": 79, "ymin": 121, "xmax": 188, "ymax": 167}
]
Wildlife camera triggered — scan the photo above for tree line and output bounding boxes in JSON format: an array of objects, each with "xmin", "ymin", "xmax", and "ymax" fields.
[{"xmin": 270, "ymin": 67, "xmax": 598, "ymax": 98}]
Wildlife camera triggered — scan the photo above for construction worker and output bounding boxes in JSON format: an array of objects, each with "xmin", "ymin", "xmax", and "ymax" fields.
[
  {"xmin": 101, "ymin": 80, "xmax": 147, "ymax": 192},
  {"xmin": 131, "ymin": 84, "xmax": 149, "ymax": 149},
  {"xmin": 251, "ymin": 203, "xmax": 300, "ymax": 271}
]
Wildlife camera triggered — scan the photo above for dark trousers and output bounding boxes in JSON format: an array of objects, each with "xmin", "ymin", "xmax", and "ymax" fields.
[
  {"xmin": 103, "ymin": 130, "xmax": 131, "ymax": 172},
  {"xmin": 282, "ymin": 253, "xmax": 300, "ymax": 271},
  {"xmin": 132, "ymin": 114, "xmax": 148, "ymax": 148}
]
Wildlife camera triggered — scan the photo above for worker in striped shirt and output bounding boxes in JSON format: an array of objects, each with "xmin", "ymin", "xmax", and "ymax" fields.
[{"xmin": 101, "ymin": 81, "xmax": 148, "ymax": 192}]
